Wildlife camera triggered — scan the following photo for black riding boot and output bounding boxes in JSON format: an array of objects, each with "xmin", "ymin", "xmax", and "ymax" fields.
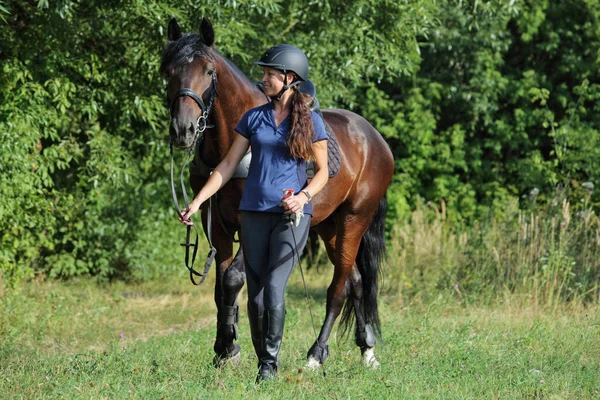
[
  {"xmin": 247, "ymin": 304, "xmax": 263, "ymax": 359},
  {"xmin": 257, "ymin": 301, "xmax": 286, "ymax": 382}
]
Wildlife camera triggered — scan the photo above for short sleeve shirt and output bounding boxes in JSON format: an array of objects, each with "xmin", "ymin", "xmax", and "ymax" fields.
[{"xmin": 235, "ymin": 102, "xmax": 328, "ymax": 215}]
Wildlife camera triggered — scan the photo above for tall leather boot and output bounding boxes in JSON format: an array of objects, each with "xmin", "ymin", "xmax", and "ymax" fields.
[
  {"xmin": 247, "ymin": 304, "xmax": 263, "ymax": 359},
  {"xmin": 257, "ymin": 301, "xmax": 286, "ymax": 382}
]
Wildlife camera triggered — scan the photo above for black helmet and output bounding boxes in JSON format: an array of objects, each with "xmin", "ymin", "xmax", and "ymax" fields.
[{"xmin": 254, "ymin": 44, "xmax": 309, "ymax": 82}]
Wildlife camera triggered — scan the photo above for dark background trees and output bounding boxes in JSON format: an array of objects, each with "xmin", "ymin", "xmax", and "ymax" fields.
[{"xmin": 2, "ymin": 0, "xmax": 599, "ymax": 282}]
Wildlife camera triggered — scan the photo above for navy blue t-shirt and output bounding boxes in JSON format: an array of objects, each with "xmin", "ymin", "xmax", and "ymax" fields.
[{"xmin": 235, "ymin": 102, "xmax": 328, "ymax": 215}]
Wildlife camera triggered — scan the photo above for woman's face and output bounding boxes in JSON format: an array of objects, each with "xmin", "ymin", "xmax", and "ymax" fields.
[{"xmin": 261, "ymin": 67, "xmax": 294, "ymax": 97}]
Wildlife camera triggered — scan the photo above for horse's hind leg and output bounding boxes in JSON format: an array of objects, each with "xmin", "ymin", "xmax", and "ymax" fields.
[
  {"xmin": 212, "ymin": 245, "xmax": 245, "ymax": 367},
  {"xmin": 347, "ymin": 264, "xmax": 380, "ymax": 368},
  {"xmin": 306, "ymin": 214, "xmax": 370, "ymax": 368},
  {"xmin": 305, "ymin": 218, "xmax": 337, "ymax": 369}
]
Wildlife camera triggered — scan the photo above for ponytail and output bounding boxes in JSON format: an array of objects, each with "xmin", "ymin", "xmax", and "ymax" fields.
[{"xmin": 287, "ymin": 88, "xmax": 315, "ymax": 161}]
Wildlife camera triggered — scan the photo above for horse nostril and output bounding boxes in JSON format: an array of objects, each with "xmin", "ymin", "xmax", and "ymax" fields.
[{"xmin": 189, "ymin": 121, "xmax": 195, "ymax": 134}]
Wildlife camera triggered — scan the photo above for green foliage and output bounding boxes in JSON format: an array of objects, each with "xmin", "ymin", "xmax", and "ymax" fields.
[
  {"xmin": 0, "ymin": 1, "xmax": 192, "ymax": 282},
  {"xmin": 0, "ymin": 0, "xmax": 437, "ymax": 282},
  {"xmin": 2, "ymin": 0, "xmax": 600, "ymax": 286},
  {"xmin": 363, "ymin": 0, "xmax": 600, "ymax": 221},
  {"xmin": 0, "ymin": 2, "xmax": 8, "ymax": 23}
]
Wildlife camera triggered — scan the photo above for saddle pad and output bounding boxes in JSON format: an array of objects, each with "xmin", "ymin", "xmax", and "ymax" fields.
[{"xmin": 307, "ymin": 118, "xmax": 341, "ymax": 178}]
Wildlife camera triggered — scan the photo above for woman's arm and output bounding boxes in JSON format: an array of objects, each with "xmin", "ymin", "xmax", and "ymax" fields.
[
  {"xmin": 180, "ymin": 134, "xmax": 250, "ymax": 225},
  {"xmin": 283, "ymin": 139, "xmax": 328, "ymax": 214}
]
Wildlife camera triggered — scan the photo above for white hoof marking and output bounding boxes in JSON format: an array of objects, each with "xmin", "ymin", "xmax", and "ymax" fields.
[
  {"xmin": 305, "ymin": 357, "xmax": 321, "ymax": 371},
  {"xmin": 363, "ymin": 348, "xmax": 380, "ymax": 369}
]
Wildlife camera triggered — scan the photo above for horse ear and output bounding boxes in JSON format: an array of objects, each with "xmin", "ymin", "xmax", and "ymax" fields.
[
  {"xmin": 199, "ymin": 17, "xmax": 215, "ymax": 47},
  {"xmin": 168, "ymin": 18, "xmax": 182, "ymax": 41}
]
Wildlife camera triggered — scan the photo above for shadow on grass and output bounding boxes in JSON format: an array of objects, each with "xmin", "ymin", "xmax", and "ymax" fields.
[{"xmin": 285, "ymin": 281, "xmax": 328, "ymax": 303}]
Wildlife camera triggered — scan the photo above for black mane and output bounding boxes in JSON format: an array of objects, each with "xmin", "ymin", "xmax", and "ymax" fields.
[{"xmin": 160, "ymin": 33, "xmax": 214, "ymax": 74}]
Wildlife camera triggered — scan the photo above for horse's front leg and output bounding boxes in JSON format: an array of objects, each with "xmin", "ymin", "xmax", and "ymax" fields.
[
  {"xmin": 212, "ymin": 245, "xmax": 245, "ymax": 367},
  {"xmin": 200, "ymin": 204, "xmax": 245, "ymax": 367}
]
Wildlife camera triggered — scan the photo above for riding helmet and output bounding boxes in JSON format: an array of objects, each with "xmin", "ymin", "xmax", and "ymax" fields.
[{"xmin": 254, "ymin": 44, "xmax": 309, "ymax": 82}]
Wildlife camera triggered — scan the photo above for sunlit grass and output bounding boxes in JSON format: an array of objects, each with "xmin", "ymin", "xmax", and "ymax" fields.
[
  {"xmin": 2, "ymin": 199, "xmax": 600, "ymax": 398},
  {"xmin": 1, "ymin": 270, "xmax": 599, "ymax": 399}
]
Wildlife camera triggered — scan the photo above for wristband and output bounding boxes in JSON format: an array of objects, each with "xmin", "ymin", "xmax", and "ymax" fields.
[{"xmin": 301, "ymin": 189, "xmax": 312, "ymax": 203}]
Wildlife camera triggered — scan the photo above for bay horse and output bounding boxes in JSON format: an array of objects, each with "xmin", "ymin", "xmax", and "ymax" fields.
[{"xmin": 162, "ymin": 17, "xmax": 394, "ymax": 369}]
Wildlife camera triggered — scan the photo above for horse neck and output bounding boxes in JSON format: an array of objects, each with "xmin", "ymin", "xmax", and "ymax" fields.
[{"xmin": 200, "ymin": 55, "xmax": 267, "ymax": 166}]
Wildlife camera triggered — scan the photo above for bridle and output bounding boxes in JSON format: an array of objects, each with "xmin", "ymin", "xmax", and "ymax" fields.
[
  {"xmin": 169, "ymin": 71, "xmax": 219, "ymax": 285},
  {"xmin": 169, "ymin": 70, "xmax": 219, "ymax": 144}
]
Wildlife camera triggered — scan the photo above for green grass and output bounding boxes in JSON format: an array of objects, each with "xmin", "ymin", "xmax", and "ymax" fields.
[{"xmin": 1, "ymin": 270, "xmax": 599, "ymax": 399}]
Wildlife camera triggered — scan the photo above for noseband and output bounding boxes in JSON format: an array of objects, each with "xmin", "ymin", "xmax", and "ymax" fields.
[{"xmin": 169, "ymin": 71, "xmax": 219, "ymax": 285}]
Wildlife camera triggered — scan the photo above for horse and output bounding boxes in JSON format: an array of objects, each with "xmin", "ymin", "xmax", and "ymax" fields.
[{"xmin": 162, "ymin": 17, "xmax": 394, "ymax": 369}]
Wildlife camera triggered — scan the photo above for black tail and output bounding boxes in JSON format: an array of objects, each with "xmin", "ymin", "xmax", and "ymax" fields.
[{"xmin": 340, "ymin": 194, "xmax": 387, "ymax": 340}]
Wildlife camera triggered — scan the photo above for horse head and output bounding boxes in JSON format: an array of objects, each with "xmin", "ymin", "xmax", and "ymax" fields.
[{"xmin": 162, "ymin": 18, "xmax": 219, "ymax": 149}]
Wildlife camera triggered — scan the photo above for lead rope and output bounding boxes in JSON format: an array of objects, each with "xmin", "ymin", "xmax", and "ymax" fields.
[
  {"xmin": 289, "ymin": 216, "xmax": 327, "ymax": 378},
  {"xmin": 169, "ymin": 112, "xmax": 216, "ymax": 285},
  {"xmin": 170, "ymin": 141, "xmax": 210, "ymax": 285}
]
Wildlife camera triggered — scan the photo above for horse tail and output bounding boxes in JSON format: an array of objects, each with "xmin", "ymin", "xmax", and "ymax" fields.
[{"xmin": 340, "ymin": 194, "xmax": 387, "ymax": 340}]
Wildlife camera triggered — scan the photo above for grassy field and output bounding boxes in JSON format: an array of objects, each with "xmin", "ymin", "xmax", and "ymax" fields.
[{"xmin": 1, "ymin": 267, "xmax": 599, "ymax": 400}]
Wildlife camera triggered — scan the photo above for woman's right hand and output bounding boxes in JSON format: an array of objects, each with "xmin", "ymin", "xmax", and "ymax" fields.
[{"xmin": 179, "ymin": 201, "xmax": 201, "ymax": 226}]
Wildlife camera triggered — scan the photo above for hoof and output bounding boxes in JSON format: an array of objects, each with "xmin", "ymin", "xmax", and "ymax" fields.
[
  {"xmin": 306, "ymin": 342, "xmax": 329, "ymax": 367},
  {"xmin": 362, "ymin": 348, "xmax": 380, "ymax": 369},
  {"xmin": 212, "ymin": 345, "xmax": 241, "ymax": 368},
  {"xmin": 305, "ymin": 356, "xmax": 321, "ymax": 371}
]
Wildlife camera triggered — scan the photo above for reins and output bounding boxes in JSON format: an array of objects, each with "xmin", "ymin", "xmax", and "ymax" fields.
[{"xmin": 169, "ymin": 72, "xmax": 219, "ymax": 285}]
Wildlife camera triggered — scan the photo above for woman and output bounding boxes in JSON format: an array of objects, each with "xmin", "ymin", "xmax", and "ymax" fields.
[{"xmin": 180, "ymin": 44, "xmax": 328, "ymax": 382}]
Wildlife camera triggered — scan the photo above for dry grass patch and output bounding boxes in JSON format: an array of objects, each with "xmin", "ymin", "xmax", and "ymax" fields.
[{"xmin": 0, "ymin": 274, "xmax": 219, "ymax": 355}]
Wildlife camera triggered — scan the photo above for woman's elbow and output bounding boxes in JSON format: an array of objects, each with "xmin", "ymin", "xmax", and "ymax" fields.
[{"xmin": 215, "ymin": 159, "xmax": 235, "ymax": 180}]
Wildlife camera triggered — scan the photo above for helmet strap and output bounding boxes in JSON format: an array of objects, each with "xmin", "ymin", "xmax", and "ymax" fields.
[
  {"xmin": 273, "ymin": 70, "xmax": 301, "ymax": 101},
  {"xmin": 275, "ymin": 83, "xmax": 302, "ymax": 101},
  {"xmin": 275, "ymin": 71, "xmax": 289, "ymax": 101}
]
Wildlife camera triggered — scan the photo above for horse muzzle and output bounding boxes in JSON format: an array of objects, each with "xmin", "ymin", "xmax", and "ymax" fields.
[{"xmin": 170, "ymin": 119, "xmax": 197, "ymax": 149}]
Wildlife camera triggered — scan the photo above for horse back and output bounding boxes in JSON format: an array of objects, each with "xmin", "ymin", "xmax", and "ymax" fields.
[{"xmin": 311, "ymin": 109, "xmax": 394, "ymax": 225}]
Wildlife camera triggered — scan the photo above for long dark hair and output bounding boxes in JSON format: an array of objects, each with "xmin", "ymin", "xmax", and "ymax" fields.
[{"xmin": 287, "ymin": 87, "xmax": 316, "ymax": 161}]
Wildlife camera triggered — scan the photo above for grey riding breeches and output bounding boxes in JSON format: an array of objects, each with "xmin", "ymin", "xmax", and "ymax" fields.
[{"xmin": 240, "ymin": 211, "xmax": 312, "ymax": 312}]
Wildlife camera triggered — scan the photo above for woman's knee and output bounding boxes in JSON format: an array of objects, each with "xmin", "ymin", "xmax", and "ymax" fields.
[
  {"xmin": 247, "ymin": 292, "xmax": 264, "ymax": 312},
  {"xmin": 264, "ymin": 285, "xmax": 286, "ymax": 309}
]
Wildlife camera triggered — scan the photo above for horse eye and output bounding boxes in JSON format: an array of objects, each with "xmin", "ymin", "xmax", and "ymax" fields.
[{"xmin": 208, "ymin": 69, "xmax": 215, "ymax": 76}]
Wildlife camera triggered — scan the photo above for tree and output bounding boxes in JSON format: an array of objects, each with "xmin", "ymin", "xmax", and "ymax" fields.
[{"xmin": 0, "ymin": 0, "xmax": 437, "ymax": 282}]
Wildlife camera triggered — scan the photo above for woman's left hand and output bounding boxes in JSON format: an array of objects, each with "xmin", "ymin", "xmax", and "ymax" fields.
[{"xmin": 282, "ymin": 193, "xmax": 308, "ymax": 215}]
